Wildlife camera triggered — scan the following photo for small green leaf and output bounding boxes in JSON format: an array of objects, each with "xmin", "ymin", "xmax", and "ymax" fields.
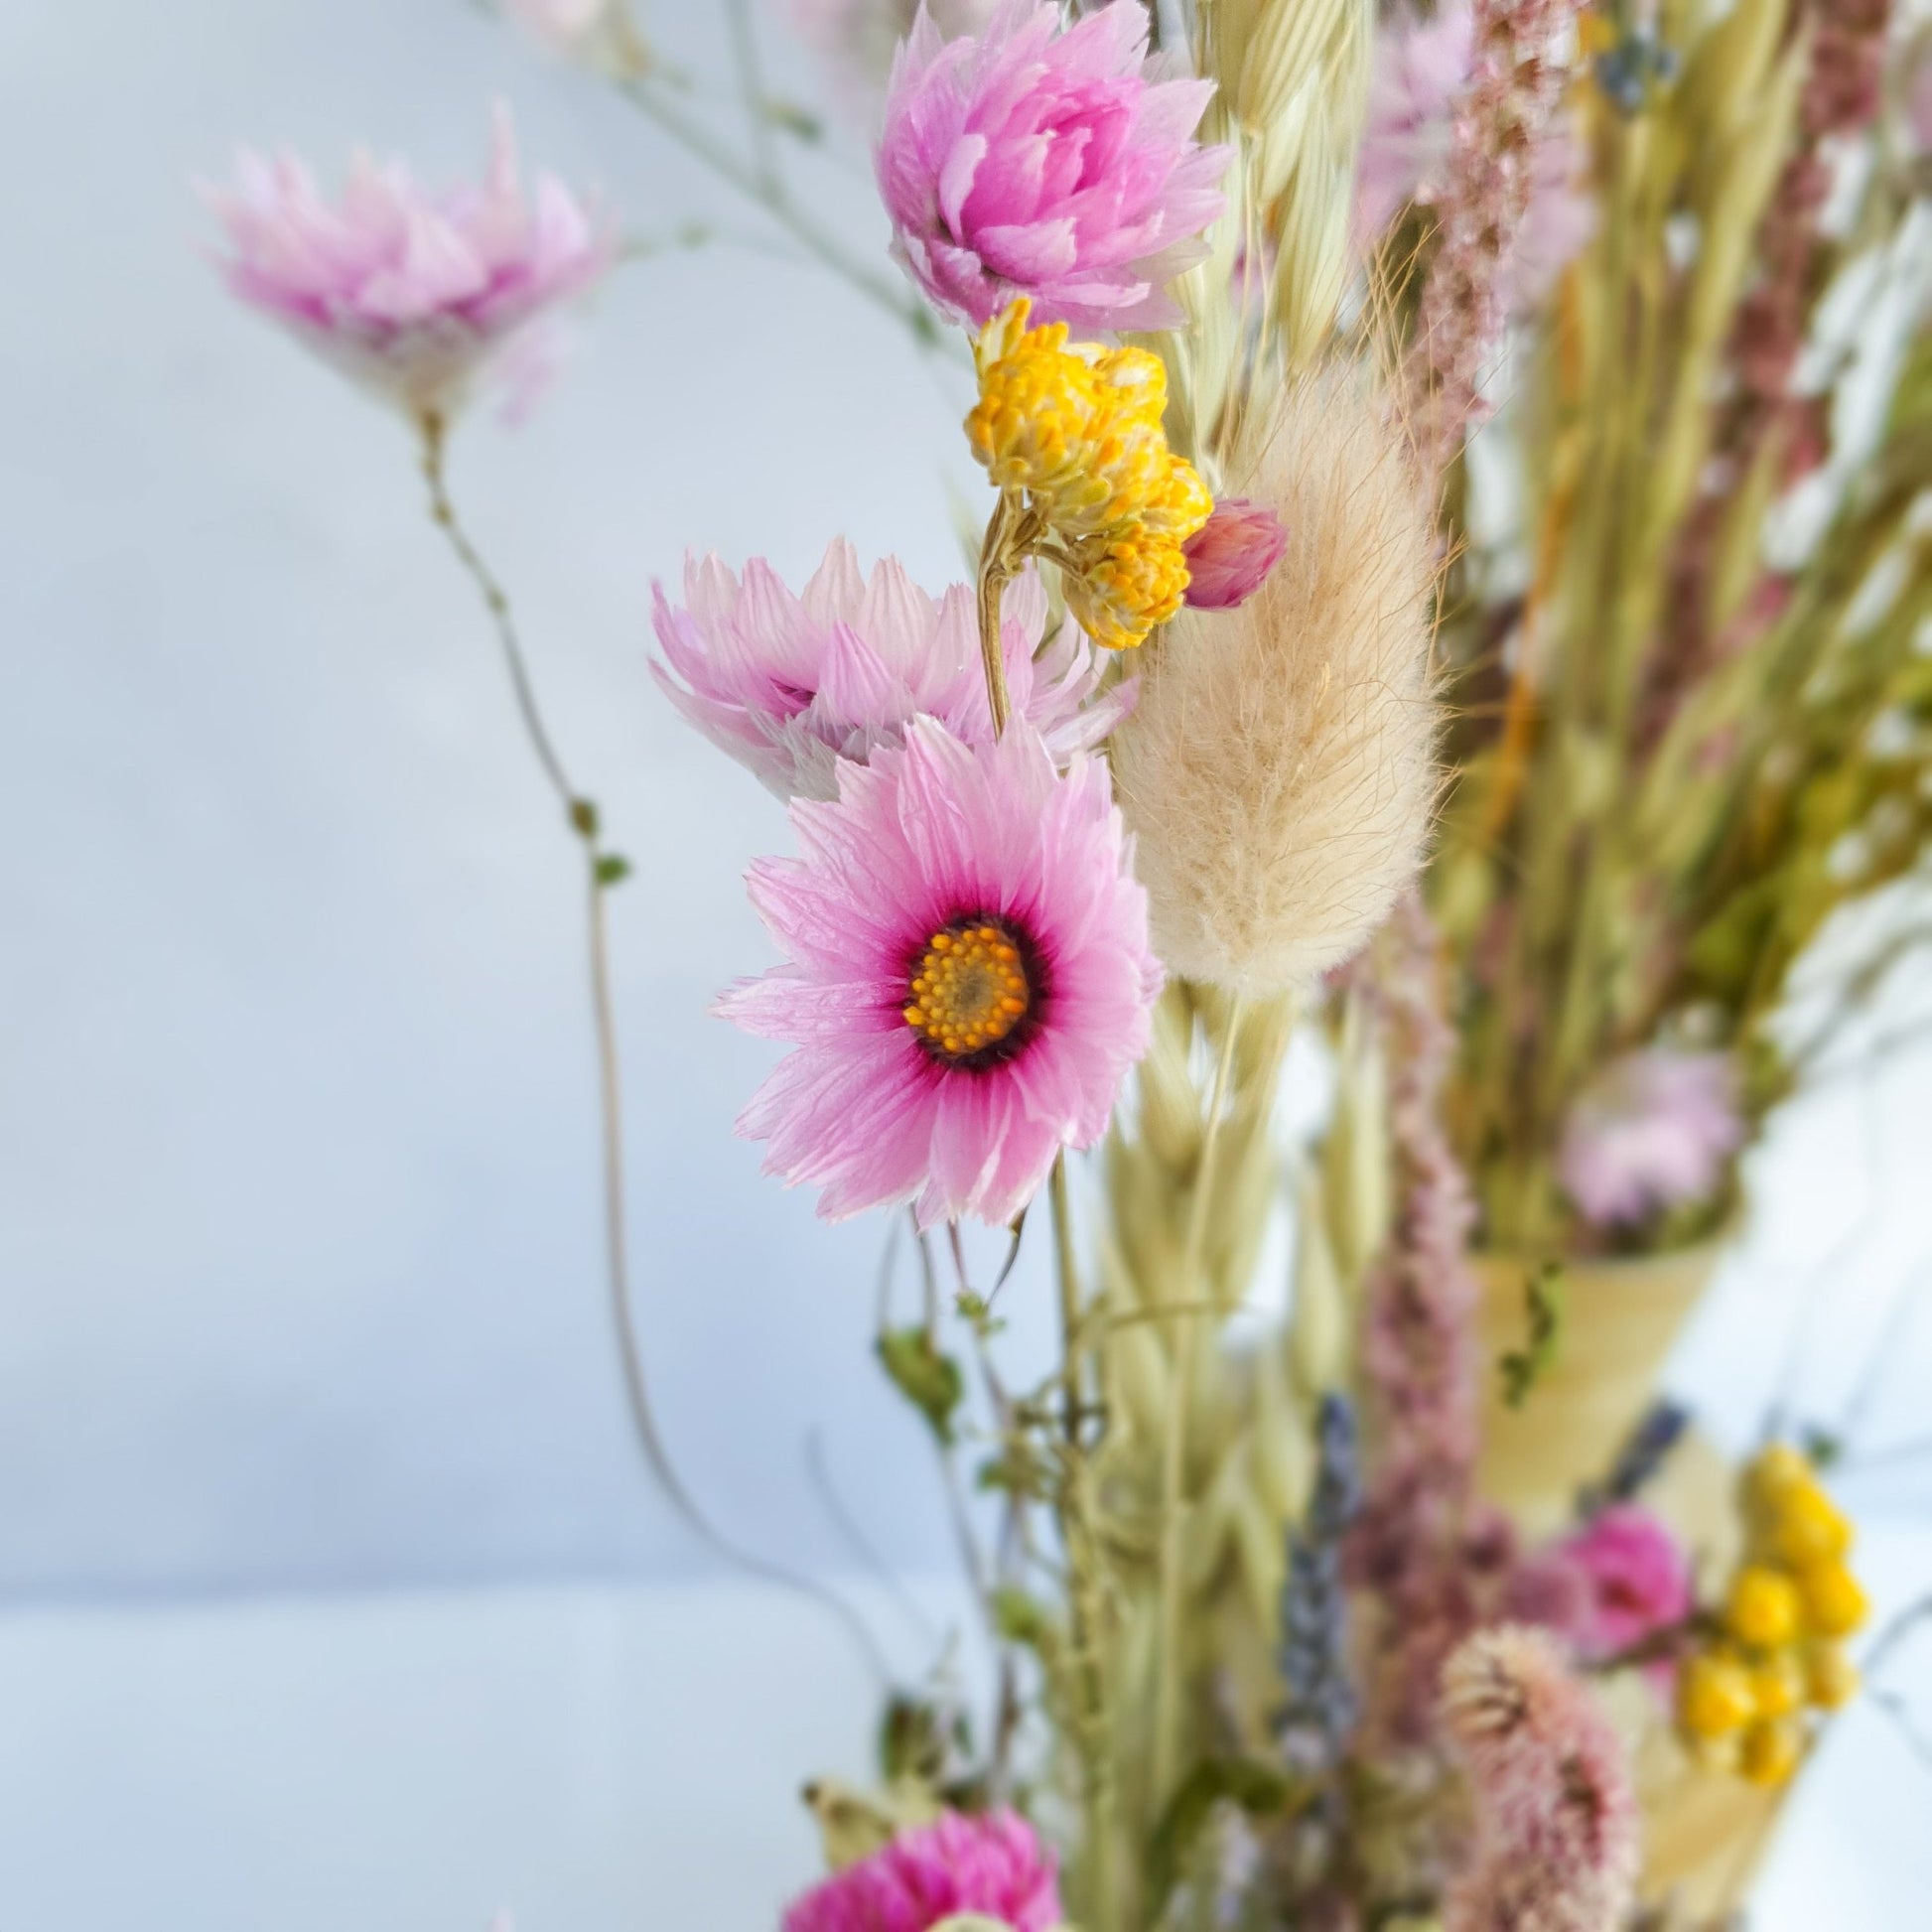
[
  {"xmin": 594, "ymin": 853, "xmax": 632, "ymax": 889},
  {"xmin": 876, "ymin": 1326, "xmax": 964, "ymax": 1445},
  {"xmin": 990, "ymin": 1587, "xmax": 1050, "ymax": 1647},
  {"xmin": 1499, "ymin": 1261, "xmax": 1567, "ymax": 1411}
]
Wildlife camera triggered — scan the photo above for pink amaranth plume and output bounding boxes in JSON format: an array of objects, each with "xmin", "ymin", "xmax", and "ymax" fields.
[
  {"xmin": 1440, "ymin": 1627, "xmax": 1641, "ymax": 1932},
  {"xmin": 876, "ymin": 0, "xmax": 1229, "ymax": 332},
  {"xmin": 1401, "ymin": 0, "xmax": 1588, "ymax": 475},
  {"xmin": 1346, "ymin": 895, "xmax": 1518, "ymax": 1748},
  {"xmin": 781, "ymin": 1808, "xmax": 1063, "ymax": 1932},
  {"xmin": 1356, "ymin": 2, "xmax": 1591, "ymax": 317},
  {"xmin": 203, "ymin": 106, "xmax": 616, "ymax": 424},
  {"xmin": 719, "ymin": 718, "xmax": 1161, "ymax": 1229},
  {"xmin": 1181, "ymin": 498, "xmax": 1288, "ymax": 611},
  {"xmin": 1558, "ymin": 1047, "xmax": 1743, "ymax": 1230},
  {"xmin": 651, "ymin": 540, "xmax": 1134, "ymax": 801}
]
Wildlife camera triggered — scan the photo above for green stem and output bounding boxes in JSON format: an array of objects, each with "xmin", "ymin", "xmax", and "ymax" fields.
[
  {"xmin": 611, "ymin": 70, "xmax": 954, "ymax": 356},
  {"xmin": 1151, "ymin": 1001, "xmax": 1244, "ymax": 1808},
  {"xmin": 419, "ymin": 417, "xmax": 890, "ymax": 1686},
  {"xmin": 1048, "ymin": 1156, "xmax": 1120, "ymax": 1932}
]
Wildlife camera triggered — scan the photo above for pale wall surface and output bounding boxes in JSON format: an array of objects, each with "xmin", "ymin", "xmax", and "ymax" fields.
[{"xmin": 0, "ymin": 0, "xmax": 1928, "ymax": 1923}]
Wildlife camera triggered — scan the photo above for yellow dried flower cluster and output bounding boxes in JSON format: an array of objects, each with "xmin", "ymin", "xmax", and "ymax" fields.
[
  {"xmin": 966, "ymin": 299, "xmax": 1211, "ymax": 648},
  {"xmin": 1677, "ymin": 1445, "xmax": 1867, "ymax": 1785}
]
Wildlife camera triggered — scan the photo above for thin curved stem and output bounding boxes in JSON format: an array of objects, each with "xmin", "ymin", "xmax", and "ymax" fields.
[
  {"xmin": 420, "ymin": 419, "xmax": 891, "ymax": 1687},
  {"xmin": 611, "ymin": 70, "xmax": 957, "ymax": 358},
  {"xmin": 1151, "ymin": 1000, "xmax": 1244, "ymax": 1807},
  {"xmin": 421, "ymin": 414, "xmax": 577, "ymax": 817},
  {"xmin": 1048, "ymin": 1157, "xmax": 1121, "ymax": 1932}
]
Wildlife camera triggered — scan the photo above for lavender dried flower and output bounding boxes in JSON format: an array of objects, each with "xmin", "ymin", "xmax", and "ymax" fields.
[{"xmin": 1280, "ymin": 1394, "xmax": 1366, "ymax": 1773}]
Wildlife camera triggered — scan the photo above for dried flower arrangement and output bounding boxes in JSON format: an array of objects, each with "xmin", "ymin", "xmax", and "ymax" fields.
[{"xmin": 203, "ymin": 0, "xmax": 1932, "ymax": 1925}]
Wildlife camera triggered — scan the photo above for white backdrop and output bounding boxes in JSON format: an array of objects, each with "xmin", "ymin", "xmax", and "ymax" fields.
[{"xmin": 0, "ymin": 0, "xmax": 1929, "ymax": 1923}]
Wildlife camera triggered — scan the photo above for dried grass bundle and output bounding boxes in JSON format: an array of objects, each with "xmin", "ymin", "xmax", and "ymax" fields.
[{"xmin": 1113, "ymin": 365, "xmax": 1440, "ymax": 995}]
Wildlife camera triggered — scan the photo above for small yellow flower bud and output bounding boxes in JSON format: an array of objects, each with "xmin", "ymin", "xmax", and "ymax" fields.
[
  {"xmin": 1679, "ymin": 1650, "xmax": 1757, "ymax": 1739},
  {"xmin": 1796, "ymin": 1561, "xmax": 1869, "ymax": 1639},
  {"xmin": 1749, "ymin": 1650, "xmax": 1806, "ymax": 1721},
  {"xmin": 1805, "ymin": 1642, "xmax": 1860, "ymax": 1711},
  {"xmin": 1767, "ymin": 1480, "xmax": 1851, "ymax": 1568},
  {"xmin": 1738, "ymin": 1716, "xmax": 1806, "ymax": 1787},
  {"xmin": 1725, "ymin": 1565, "xmax": 1803, "ymax": 1649},
  {"xmin": 1743, "ymin": 1443, "xmax": 1811, "ymax": 1507}
]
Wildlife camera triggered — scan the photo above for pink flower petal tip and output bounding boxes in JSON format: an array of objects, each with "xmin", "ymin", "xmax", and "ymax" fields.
[
  {"xmin": 652, "ymin": 538, "xmax": 1134, "ymax": 800},
  {"xmin": 782, "ymin": 1809, "xmax": 1063, "ymax": 1932}
]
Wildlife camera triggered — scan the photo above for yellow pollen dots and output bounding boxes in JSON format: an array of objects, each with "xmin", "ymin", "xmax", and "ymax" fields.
[
  {"xmin": 903, "ymin": 920, "xmax": 1033, "ymax": 1061},
  {"xmin": 965, "ymin": 298, "xmax": 1212, "ymax": 650}
]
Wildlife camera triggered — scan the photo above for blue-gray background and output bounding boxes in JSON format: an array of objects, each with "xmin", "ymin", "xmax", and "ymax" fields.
[{"xmin": 0, "ymin": 0, "xmax": 1928, "ymax": 1923}]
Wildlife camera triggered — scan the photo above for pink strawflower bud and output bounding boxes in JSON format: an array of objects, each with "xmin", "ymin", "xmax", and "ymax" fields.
[
  {"xmin": 1557, "ymin": 1046, "xmax": 1744, "ymax": 1230},
  {"xmin": 719, "ymin": 718, "xmax": 1161, "ymax": 1229},
  {"xmin": 781, "ymin": 1808, "xmax": 1063, "ymax": 1932},
  {"xmin": 203, "ymin": 106, "xmax": 616, "ymax": 425},
  {"xmin": 1441, "ymin": 1627, "xmax": 1640, "ymax": 1932},
  {"xmin": 1179, "ymin": 497, "xmax": 1287, "ymax": 611},
  {"xmin": 876, "ymin": 0, "xmax": 1230, "ymax": 332},
  {"xmin": 651, "ymin": 540, "xmax": 1134, "ymax": 801}
]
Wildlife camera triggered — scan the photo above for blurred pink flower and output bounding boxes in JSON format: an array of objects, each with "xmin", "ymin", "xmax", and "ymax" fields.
[
  {"xmin": 779, "ymin": 0, "xmax": 1002, "ymax": 123},
  {"xmin": 1356, "ymin": 2, "xmax": 1591, "ymax": 310},
  {"xmin": 651, "ymin": 540, "xmax": 1134, "ymax": 800},
  {"xmin": 1181, "ymin": 498, "xmax": 1287, "ymax": 610},
  {"xmin": 1558, "ymin": 1046, "xmax": 1744, "ymax": 1229},
  {"xmin": 204, "ymin": 106, "xmax": 615, "ymax": 423},
  {"xmin": 1441, "ymin": 1626, "xmax": 1640, "ymax": 1932},
  {"xmin": 1556, "ymin": 1504, "xmax": 1694, "ymax": 1659},
  {"xmin": 504, "ymin": 0, "xmax": 611, "ymax": 49},
  {"xmin": 877, "ymin": 0, "xmax": 1229, "ymax": 331},
  {"xmin": 720, "ymin": 719, "xmax": 1161, "ymax": 1228},
  {"xmin": 1511, "ymin": 1504, "xmax": 1694, "ymax": 1695},
  {"xmin": 781, "ymin": 1809, "xmax": 1062, "ymax": 1932}
]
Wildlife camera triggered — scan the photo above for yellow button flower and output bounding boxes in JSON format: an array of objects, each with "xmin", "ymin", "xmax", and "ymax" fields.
[
  {"xmin": 1738, "ymin": 1716, "xmax": 1805, "ymax": 1787},
  {"xmin": 1796, "ymin": 1561, "xmax": 1869, "ymax": 1639},
  {"xmin": 1679, "ymin": 1650, "xmax": 1757, "ymax": 1738},
  {"xmin": 967, "ymin": 301, "xmax": 1176, "ymax": 538},
  {"xmin": 1063, "ymin": 527, "xmax": 1195, "ymax": 651},
  {"xmin": 1805, "ymin": 1642, "xmax": 1860, "ymax": 1710},
  {"xmin": 1749, "ymin": 1651, "xmax": 1805, "ymax": 1721},
  {"xmin": 1767, "ymin": 1478, "xmax": 1852, "ymax": 1568},
  {"xmin": 1725, "ymin": 1565, "xmax": 1802, "ymax": 1649}
]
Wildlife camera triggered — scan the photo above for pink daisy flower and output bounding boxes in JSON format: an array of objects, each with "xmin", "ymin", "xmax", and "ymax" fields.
[
  {"xmin": 782, "ymin": 1808, "xmax": 1063, "ymax": 1932},
  {"xmin": 1558, "ymin": 1046, "xmax": 1744, "ymax": 1230},
  {"xmin": 203, "ymin": 105, "xmax": 616, "ymax": 424},
  {"xmin": 719, "ymin": 718, "xmax": 1161, "ymax": 1228},
  {"xmin": 876, "ymin": 0, "xmax": 1230, "ymax": 332},
  {"xmin": 651, "ymin": 540, "xmax": 1134, "ymax": 801}
]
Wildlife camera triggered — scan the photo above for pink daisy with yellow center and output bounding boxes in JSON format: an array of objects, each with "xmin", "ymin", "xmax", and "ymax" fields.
[{"xmin": 719, "ymin": 718, "xmax": 1161, "ymax": 1228}]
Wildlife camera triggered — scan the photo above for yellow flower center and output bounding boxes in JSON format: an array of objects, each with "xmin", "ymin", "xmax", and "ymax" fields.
[{"xmin": 903, "ymin": 919, "xmax": 1032, "ymax": 1060}]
